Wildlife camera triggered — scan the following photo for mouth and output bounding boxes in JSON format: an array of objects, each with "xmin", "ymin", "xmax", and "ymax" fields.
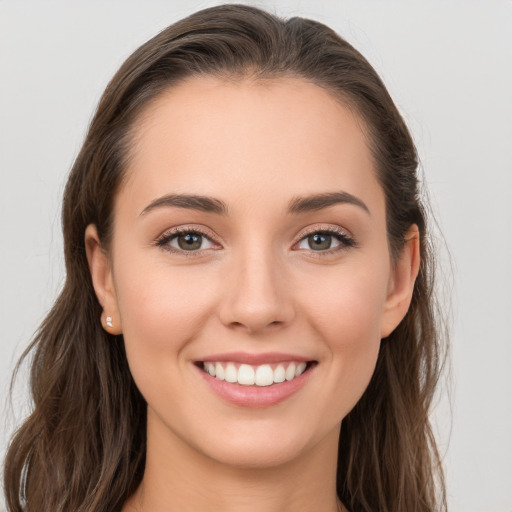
[
  {"xmin": 193, "ymin": 352, "xmax": 318, "ymax": 407},
  {"xmin": 195, "ymin": 360, "xmax": 318, "ymax": 387}
]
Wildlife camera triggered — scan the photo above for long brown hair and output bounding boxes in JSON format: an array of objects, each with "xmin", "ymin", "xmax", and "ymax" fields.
[{"xmin": 4, "ymin": 4, "xmax": 448, "ymax": 511}]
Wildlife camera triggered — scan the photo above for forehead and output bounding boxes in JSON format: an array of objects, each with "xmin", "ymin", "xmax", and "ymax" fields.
[{"xmin": 120, "ymin": 75, "xmax": 383, "ymax": 218}]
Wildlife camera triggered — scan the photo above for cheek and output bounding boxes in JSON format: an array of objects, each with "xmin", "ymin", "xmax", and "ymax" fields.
[
  {"xmin": 300, "ymin": 260, "xmax": 389, "ymax": 348},
  {"xmin": 113, "ymin": 259, "xmax": 218, "ymax": 371},
  {"xmin": 296, "ymin": 260, "xmax": 389, "ymax": 406}
]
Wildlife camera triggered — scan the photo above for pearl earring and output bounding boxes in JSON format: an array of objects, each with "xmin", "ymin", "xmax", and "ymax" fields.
[{"xmin": 105, "ymin": 316, "xmax": 113, "ymax": 328}]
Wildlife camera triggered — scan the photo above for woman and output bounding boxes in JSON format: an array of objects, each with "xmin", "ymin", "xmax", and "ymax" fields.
[{"xmin": 3, "ymin": 4, "xmax": 447, "ymax": 512}]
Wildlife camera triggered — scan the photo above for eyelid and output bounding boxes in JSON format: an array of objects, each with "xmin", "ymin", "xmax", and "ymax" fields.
[
  {"xmin": 156, "ymin": 224, "xmax": 216, "ymax": 241},
  {"xmin": 296, "ymin": 224, "xmax": 353, "ymax": 240}
]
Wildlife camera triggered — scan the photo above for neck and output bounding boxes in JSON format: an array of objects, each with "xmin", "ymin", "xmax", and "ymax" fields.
[{"xmin": 123, "ymin": 413, "xmax": 344, "ymax": 512}]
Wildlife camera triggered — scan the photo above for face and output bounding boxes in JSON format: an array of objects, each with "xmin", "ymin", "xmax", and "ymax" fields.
[{"xmin": 87, "ymin": 76, "xmax": 417, "ymax": 469}]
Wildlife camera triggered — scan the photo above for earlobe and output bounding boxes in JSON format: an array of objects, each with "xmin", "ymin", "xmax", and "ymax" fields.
[
  {"xmin": 84, "ymin": 224, "xmax": 123, "ymax": 335},
  {"xmin": 380, "ymin": 224, "xmax": 421, "ymax": 338}
]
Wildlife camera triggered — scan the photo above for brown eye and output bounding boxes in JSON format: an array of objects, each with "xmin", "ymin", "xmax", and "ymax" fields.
[
  {"xmin": 176, "ymin": 233, "xmax": 203, "ymax": 251},
  {"xmin": 157, "ymin": 229, "xmax": 216, "ymax": 253},
  {"xmin": 307, "ymin": 233, "xmax": 332, "ymax": 251}
]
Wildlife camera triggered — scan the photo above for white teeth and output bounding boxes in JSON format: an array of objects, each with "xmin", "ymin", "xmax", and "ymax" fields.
[
  {"xmin": 202, "ymin": 361, "xmax": 311, "ymax": 386},
  {"xmin": 238, "ymin": 364, "xmax": 255, "ymax": 385},
  {"xmin": 295, "ymin": 362, "xmax": 307, "ymax": 377},
  {"xmin": 285, "ymin": 362, "xmax": 296, "ymax": 381},
  {"xmin": 255, "ymin": 364, "xmax": 274, "ymax": 386},
  {"xmin": 215, "ymin": 362, "xmax": 225, "ymax": 381},
  {"xmin": 273, "ymin": 364, "xmax": 286, "ymax": 383},
  {"xmin": 225, "ymin": 363, "xmax": 238, "ymax": 383},
  {"xmin": 206, "ymin": 362, "xmax": 215, "ymax": 376}
]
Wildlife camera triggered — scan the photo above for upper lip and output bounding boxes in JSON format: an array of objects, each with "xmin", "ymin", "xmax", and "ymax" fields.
[{"xmin": 196, "ymin": 352, "xmax": 315, "ymax": 365}]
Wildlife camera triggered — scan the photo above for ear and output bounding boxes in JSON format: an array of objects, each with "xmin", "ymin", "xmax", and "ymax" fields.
[
  {"xmin": 84, "ymin": 224, "xmax": 123, "ymax": 335},
  {"xmin": 380, "ymin": 224, "xmax": 421, "ymax": 338}
]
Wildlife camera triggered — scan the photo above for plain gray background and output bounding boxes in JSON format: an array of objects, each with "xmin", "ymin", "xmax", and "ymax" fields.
[{"xmin": 1, "ymin": 1, "xmax": 511, "ymax": 511}]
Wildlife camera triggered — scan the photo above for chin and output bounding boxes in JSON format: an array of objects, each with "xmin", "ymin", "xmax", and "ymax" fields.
[
  {"xmin": 189, "ymin": 413, "xmax": 339, "ymax": 471},
  {"xmin": 200, "ymin": 435, "xmax": 310, "ymax": 470}
]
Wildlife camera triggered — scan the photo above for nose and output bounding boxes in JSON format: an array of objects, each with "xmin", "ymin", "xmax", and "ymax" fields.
[{"xmin": 218, "ymin": 248, "xmax": 295, "ymax": 335}]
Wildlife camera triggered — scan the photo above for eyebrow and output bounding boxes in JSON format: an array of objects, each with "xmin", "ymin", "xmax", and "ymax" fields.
[
  {"xmin": 140, "ymin": 190, "xmax": 370, "ymax": 217},
  {"xmin": 287, "ymin": 191, "xmax": 370, "ymax": 216},
  {"xmin": 140, "ymin": 194, "xmax": 228, "ymax": 216}
]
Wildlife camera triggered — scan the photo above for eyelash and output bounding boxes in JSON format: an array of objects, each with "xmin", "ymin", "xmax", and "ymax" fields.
[{"xmin": 155, "ymin": 226, "xmax": 356, "ymax": 257}]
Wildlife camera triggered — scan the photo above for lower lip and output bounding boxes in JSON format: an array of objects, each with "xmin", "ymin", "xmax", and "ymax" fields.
[{"xmin": 195, "ymin": 363, "xmax": 316, "ymax": 408}]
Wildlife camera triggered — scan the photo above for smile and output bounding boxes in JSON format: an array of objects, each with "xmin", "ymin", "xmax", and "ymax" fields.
[
  {"xmin": 201, "ymin": 361, "xmax": 310, "ymax": 386},
  {"xmin": 194, "ymin": 356, "xmax": 317, "ymax": 407}
]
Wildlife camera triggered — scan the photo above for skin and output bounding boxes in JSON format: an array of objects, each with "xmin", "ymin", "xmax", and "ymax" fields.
[{"xmin": 86, "ymin": 76, "xmax": 420, "ymax": 512}]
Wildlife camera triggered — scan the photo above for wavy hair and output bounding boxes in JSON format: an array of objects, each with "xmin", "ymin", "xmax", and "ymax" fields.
[{"xmin": 4, "ymin": 4, "xmax": 448, "ymax": 511}]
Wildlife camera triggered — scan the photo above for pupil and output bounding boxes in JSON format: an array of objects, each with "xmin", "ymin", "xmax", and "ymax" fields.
[
  {"xmin": 178, "ymin": 233, "xmax": 201, "ymax": 250},
  {"xmin": 309, "ymin": 233, "xmax": 331, "ymax": 250}
]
